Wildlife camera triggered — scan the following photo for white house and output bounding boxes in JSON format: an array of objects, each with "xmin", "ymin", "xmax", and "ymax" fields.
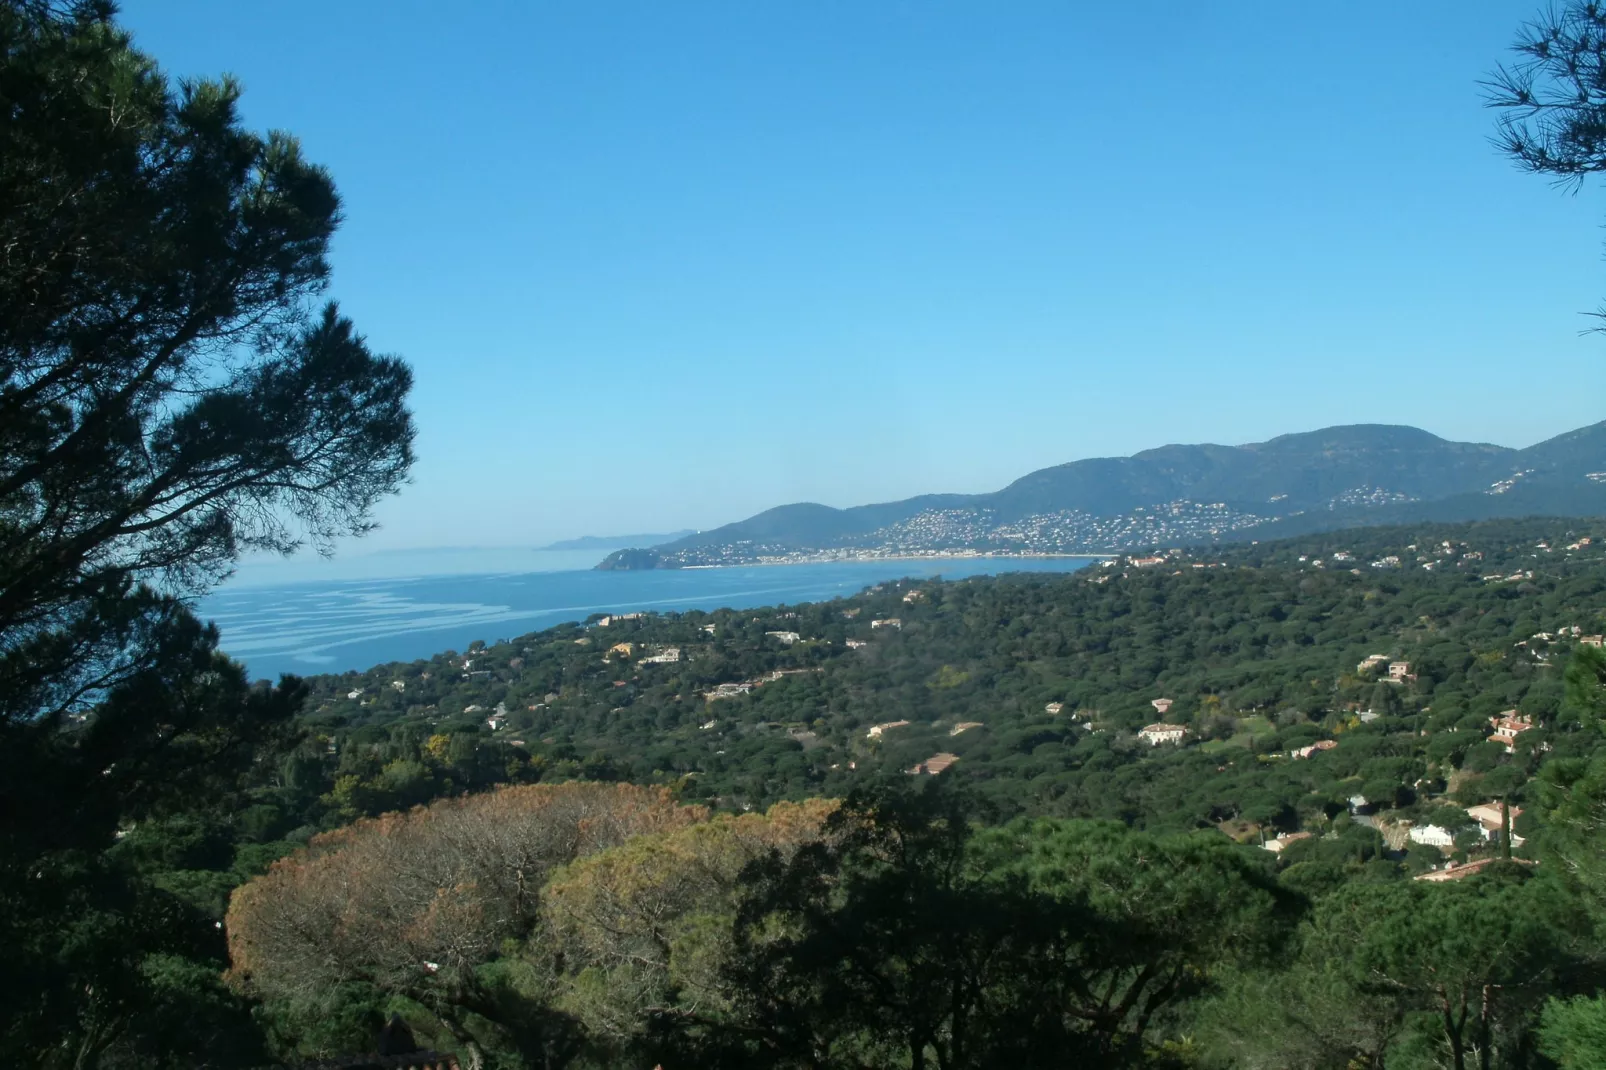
[
  {"xmin": 1466, "ymin": 802, "xmax": 1526, "ymax": 846},
  {"xmin": 867, "ymin": 720, "xmax": 911, "ymax": 739},
  {"xmin": 1138, "ymin": 723, "xmax": 1187, "ymax": 746},
  {"xmin": 1408, "ymin": 825, "xmax": 1455, "ymax": 848},
  {"xmin": 1263, "ymin": 831, "xmax": 1313, "ymax": 854}
]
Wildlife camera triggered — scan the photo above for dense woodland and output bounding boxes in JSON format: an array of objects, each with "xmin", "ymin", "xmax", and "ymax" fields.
[
  {"xmin": 110, "ymin": 516, "xmax": 1606, "ymax": 1068},
  {"xmin": 284, "ymin": 517, "xmax": 1604, "ymax": 839}
]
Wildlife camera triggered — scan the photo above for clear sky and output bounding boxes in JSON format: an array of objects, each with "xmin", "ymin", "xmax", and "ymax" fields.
[{"xmin": 122, "ymin": 1, "xmax": 1604, "ymax": 551}]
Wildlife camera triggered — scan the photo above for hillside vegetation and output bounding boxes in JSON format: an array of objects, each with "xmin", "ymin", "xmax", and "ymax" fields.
[{"xmin": 136, "ymin": 516, "xmax": 1606, "ymax": 1066}]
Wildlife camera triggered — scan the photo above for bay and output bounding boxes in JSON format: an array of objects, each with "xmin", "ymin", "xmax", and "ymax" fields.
[{"xmin": 201, "ymin": 554, "xmax": 1098, "ymax": 681}]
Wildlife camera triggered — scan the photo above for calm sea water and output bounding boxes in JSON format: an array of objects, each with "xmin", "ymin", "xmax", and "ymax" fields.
[{"xmin": 201, "ymin": 554, "xmax": 1097, "ymax": 681}]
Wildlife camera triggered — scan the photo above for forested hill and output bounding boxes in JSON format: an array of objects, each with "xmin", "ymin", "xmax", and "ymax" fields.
[
  {"xmin": 290, "ymin": 516, "xmax": 1604, "ymax": 829},
  {"xmin": 601, "ymin": 421, "xmax": 1606, "ymax": 567},
  {"xmin": 163, "ymin": 515, "xmax": 1606, "ymax": 1065}
]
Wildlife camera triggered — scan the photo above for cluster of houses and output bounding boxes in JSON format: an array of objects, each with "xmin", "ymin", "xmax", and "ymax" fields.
[
  {"xmin": 1406, "ymin": 801, "xmax": 1524, "ymax": 850},
  {"xmin": 700, "ymin": 668, "xmax": 816, "ymax": 703},
  {"xmin": 1356, "ymin": 655, "xmax": 1414, "ymax": 682},
  {"xmin": 1137, "ymin": 697, "xmax": 1188, "ymax": 745},
  {"xmin": 1264, "ymin": 802, "xmax": 1525, "ymax": 878},
  {"xmin": 1526, "ymin": 626, "xmax": 1604, "ymax": 648}
]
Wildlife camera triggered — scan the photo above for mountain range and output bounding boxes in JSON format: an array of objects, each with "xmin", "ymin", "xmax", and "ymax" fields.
[{"xmin": 598, "ymin": 422, "xmax": 1606, "ymax": 568}]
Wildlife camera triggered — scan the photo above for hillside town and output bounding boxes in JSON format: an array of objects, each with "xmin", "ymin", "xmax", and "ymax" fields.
[{"xmin": 638, "ymin": 492, "xmax": 1456, "ymax": 567}]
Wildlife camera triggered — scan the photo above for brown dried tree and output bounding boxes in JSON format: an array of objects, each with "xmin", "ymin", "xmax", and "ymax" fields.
[
  {"xmin": 541, "ymin": 798, "xmax": 838, "ymax": 1043},
  {"xmin": 225, "ymin": 781, "xmax": 705, "ymax": 1063}
]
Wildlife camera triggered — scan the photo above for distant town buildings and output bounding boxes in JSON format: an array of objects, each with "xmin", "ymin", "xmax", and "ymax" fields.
[
  {"xmin": 1409, "ymin": 825, "xmax": 1455, "ymax": 848},
  {"xmin": 1138, "ymin": 723, "xmax": 1187, "ymax": 746},
  {"xmin": 1293, "ymin": 740, "xmax": 1338, "ymax": 759},
  {"xmin": 1150, "ymin": 698, "xmax": 1174, "ymax": 714},
  {"xmin": 1466, "ymin": 801, "xmax": 1525, "ymax": 846},
  {"xmin": 641, "ymin": 647, "xmax": 681, "ymax": 664},
  {"xmin": 595, "ymin": 613, "xmax": 644, "ymax": 627},
  {"xmin": 909, "ymin": 752, "xmax": 959, "ymax": 775},
  {"xmin": 1262, "ymin": 831, "xmax": 1312, "ymax": 854},
  {"xmin": 871, "ymin": 618, "xmax": 902, "ymax": 630},
  {"xmin": 765, "ymin": 631, "xmax": 801, "ymax": 645},
  {"xmin": 1490, "ymin": 710, "xmax": 1535, "ymax": 752},
  {"xmin": 1045, "ymin": 702, "xmax": 1064, "ymax": 715},
  {"xmin": 1416, "ymin": 858, "xmax": 1537, "ymax": 882},
  {"xmin": 867, "ymin": 720, "xmax": 911, "ymax": 739}
]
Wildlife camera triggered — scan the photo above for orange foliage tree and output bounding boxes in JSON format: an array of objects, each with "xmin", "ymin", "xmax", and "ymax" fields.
[
  {"xmin": 541, "ymin": 798, "xmax": 838, "ymax": 1043},
  {"xmin": 225, "ymin": 781, "xmax": 704, "ymax": 1059}
]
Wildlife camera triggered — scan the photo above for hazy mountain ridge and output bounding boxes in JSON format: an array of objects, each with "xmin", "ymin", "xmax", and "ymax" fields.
[
  {"xmin": 540, "ymin": 531, "xmax": 694, "ymax": 551},
  {"xmin": 600, "ymin": 422, "xmax": 1606, "ymax": 568}
]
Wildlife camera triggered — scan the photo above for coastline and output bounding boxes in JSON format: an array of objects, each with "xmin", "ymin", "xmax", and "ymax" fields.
[{"xmin": 625, "ymin": 550, "xmax": 1120, "ymax": 570}]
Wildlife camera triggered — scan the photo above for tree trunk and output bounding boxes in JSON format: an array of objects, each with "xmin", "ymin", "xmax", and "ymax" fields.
[
  {"xmin": 1478, "ymin": 984, "xmax": 1493, "ymax": 1070},
  {"xmin": 1441, "ymin": 989, "xmax": 1467, "ymax": 1070}
]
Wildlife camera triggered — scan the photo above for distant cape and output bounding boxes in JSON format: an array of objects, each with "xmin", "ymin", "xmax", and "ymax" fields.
[{"xmin": 540, "ymin": 531, "xmax": 694, "ymax": 552}]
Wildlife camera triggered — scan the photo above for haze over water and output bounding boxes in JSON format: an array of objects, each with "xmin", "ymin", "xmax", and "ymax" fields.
[{"xmin": 203, "ymin": 553, "xmax": 1098, "ymax": 681}]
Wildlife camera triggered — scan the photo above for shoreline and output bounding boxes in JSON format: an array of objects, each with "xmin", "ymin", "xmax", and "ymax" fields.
[{"xmin": 638, "ymin": 551, "xmax": 1120, "ymax": 571}]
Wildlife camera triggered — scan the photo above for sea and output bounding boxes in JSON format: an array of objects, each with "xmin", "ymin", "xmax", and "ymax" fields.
[{"xmin": 201, "ymin": 549, "xmax": 1098, "ymax": 682}]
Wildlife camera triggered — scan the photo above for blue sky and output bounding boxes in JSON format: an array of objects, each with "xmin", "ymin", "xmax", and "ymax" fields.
[{"xmin": 123, "ymin": 1, "xmax": 1603, "ymax": 551}]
